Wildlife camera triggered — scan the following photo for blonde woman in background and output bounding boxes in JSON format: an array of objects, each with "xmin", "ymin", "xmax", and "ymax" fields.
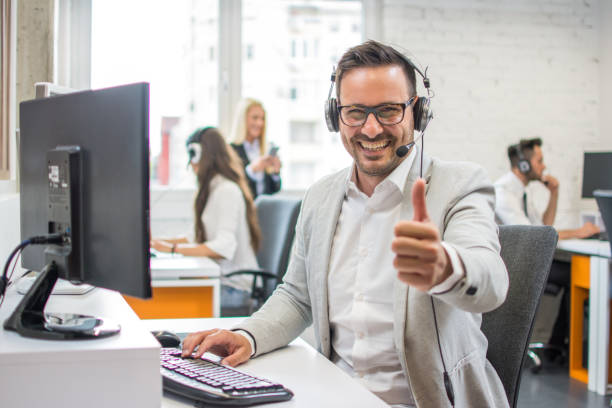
[{"xmin": 229, "ymin": 98, "xmax": 282, "ymax": 198}]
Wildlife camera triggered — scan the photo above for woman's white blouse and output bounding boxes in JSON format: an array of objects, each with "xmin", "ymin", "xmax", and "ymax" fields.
[{"xmin": 198, "ymin": 175, "xmax": 259, "ymax": 291}]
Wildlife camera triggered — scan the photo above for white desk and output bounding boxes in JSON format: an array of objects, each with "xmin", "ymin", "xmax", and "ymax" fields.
[
  {"xmin": 144, "ymin": 318, "xmax": 389, "ymax": 408},
  {"xmin": 151, "ymin": 255, "xmax": 220, "ymax": 279},
  {"xmin": 557, "ymin": 239, "xmax": 611, "ymax": 395},
  {"xmin": 0, "ymin": 285, "xmax": 161, "ymax": 408},
  {"xmin": 0, "ymin": 288, "xmax": 387, "ymax": 407}
]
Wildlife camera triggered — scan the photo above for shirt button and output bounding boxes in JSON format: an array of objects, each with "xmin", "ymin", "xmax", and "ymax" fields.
[
  {"xmin": 359, "ymin": 247, "xmax": 368, "ymax": 257},
  {"xmin": 357, "ymin": 332, "xmax": 364, "ymax": 339},
  {"xmin": 355, "ymin": 293, "xmax": 364, "ymax": 301}
]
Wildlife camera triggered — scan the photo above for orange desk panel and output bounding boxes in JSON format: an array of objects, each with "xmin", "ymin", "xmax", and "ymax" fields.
[
  {"xmin": 568, "ymin": 255, "xmax": 612, "ymax": 385},
  {"xmin": 124, "ymin": 286, "xmax": 214, "ymax": 319}
]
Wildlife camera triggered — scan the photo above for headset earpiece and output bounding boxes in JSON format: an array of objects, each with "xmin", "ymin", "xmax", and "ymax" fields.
[
  {"xmin": 514, "ymin": 144, "xmax": 532, "ymax": 174},
  {"xmin": 324, "ymin": 71, "xmax": 340, "ymax": 132},
  {"xmin": 187, "ymin": 143, "xmax": 202, "ymax": 166},
  {"xmin": 325, "ymin": 97, "xmax": 339, "ymax": 133},
  {"xmin": 518, "ymin": 156, "xmax": 531, "ymax": 174},
  {"xmin": 185, "ymin": 126, "xmax": 212, "ymax": 167},
  {"xmin": 412, "ymin": 97, "xmax": 433, "ymax": 133}
]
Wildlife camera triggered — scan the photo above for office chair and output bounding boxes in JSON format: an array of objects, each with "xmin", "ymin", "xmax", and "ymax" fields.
[
  {"xmin": 222, "ymin": 195, "xmax": 301, "ymax": 317},
  {"xmin": 481, "ymin": 225, "xmax": 558, "ymax": 408}
]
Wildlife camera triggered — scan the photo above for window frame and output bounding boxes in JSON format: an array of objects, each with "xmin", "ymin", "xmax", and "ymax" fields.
[{"xmin": 0, "ymin": 0, "xmax": 16, "ymax": 186}]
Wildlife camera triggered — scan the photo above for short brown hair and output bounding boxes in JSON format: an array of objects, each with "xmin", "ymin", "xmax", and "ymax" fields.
[
  {"xmin": 507, "ymin": 138, "xmax": 542, "ymax": 169},
  {"xmin": 335, "ymin": 40, "xmax": 417, "ymax": 102}
]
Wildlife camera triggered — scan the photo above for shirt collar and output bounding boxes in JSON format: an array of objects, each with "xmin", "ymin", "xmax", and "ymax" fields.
[
  {"xmin": 344, "ymin": 146, "xmax": 417, "ymax": 197},
  {"xmin": 507, "ymin": 171, "xmax": 527, "ymax": 193},
  {"xmin": 243, "ymin": 138, "xmax": 260, "ymax": 152}
]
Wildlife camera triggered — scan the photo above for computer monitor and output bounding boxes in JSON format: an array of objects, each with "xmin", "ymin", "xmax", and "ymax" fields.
[
  {"xmin": 4, "ymin": 83, "xmax": 151, "ymax": 340},
  {"xmin": 581, "ymin": 152, "xmax": 612, "ymax": 198}
]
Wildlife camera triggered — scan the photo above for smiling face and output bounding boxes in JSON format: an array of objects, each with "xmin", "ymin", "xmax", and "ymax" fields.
[
  {"xmin": 245, "ymin": 105, "xmax": 265, "ymax": 143},
  {"xmin": 338, "ymin": 65, "xmax": 415, "ymax": 186}
]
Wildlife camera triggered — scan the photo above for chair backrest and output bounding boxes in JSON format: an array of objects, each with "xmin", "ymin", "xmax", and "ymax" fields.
[
  {"xmin": 254, "ymin": 195, "xmax": 301, "ymax": 294},
  {"xmin": 481, "ymin": 225, "xmax": 558, "ymax": 407}
]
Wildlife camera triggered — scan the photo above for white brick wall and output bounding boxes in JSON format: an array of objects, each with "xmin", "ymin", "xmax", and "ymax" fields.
[
  {"xmin": 381, "ymin": 0, "xmax": 611, "ymax": 230},
  {"xmin": 0, "ymin": 195, "xmax": 23, "ymax": 276}
]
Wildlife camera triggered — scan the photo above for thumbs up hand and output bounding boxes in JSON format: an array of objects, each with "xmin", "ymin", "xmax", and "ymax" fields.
[{"xmin": 391, "ymin": 179, "xmax": 453, "ymax": 291}]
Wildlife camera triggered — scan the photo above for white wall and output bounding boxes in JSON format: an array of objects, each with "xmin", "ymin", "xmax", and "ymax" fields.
[
  {"xmin": 0, "ymin": 195, "xmax": 21, "ymax": 274},
  {"xmin": 600, "ymin": 0, "xmax": 612, "ymax": 156},
  {"xmin": 381, "ymin": 0, "xmax": 611, "ymax": 229}
]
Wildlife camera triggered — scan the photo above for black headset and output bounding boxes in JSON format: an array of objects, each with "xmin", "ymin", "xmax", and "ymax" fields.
[
  {"xmin": 186, "ymin": 126, "xmax": 213, "ymax": 166},
  {"xmin": 324, "ymin": 54, "xmax": 433, "ymax": 133},
  {"xmin": 513, "ymin": 144, "xmax": 532, "ymax": 174}
]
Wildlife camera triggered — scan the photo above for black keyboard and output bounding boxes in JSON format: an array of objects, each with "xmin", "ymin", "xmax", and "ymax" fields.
[{"xmin": 160, "ymin": 348, "xmax": 294, "ymax": 406}]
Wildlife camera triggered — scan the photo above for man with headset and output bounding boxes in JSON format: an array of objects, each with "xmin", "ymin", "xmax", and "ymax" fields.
[
  {"xmin": 494, "ymin": 138, "xmax": 600, "ymax": 239},
  {"xmin": 495, "ymin": 138, "xmax": 600, "ymax": 362},
  {"xmin": 181, "ymin": 40, "xmax": 509, "ymax": 407}
]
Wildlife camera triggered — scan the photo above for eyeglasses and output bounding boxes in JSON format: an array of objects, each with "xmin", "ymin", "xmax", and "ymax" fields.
[{"xmin": 337, "ymin": 97, "xmax": 416, "ymax": 127}]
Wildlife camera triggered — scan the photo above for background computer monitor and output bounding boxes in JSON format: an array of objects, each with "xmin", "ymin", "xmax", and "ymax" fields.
[
  {"xmin": 19, "ymin": 82, "xmax": 151, "ymax": 298},
  {"xmin": 581, "ymin": 152, "xmax": 612, "ymax": 198}
]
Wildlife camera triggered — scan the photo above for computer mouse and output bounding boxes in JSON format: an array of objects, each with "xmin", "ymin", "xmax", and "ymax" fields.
[{"xmin": 152, "ymin": 330, "xmax": 181, "ymax": 348}]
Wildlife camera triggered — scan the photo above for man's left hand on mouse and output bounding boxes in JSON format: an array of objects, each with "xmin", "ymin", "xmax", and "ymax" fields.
[{"xmin": 392, "ymin": 178, "xmax": 453, "ymax": 291}]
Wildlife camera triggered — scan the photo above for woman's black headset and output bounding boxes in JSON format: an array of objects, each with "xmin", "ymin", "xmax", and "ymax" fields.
[{"xmin": 324, "ymin": 54, "xmax": 433, "ymax": 133}]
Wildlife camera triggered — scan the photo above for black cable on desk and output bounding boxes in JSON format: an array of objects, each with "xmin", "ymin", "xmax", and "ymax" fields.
[{"xmin": 0, "ymin": 234, "xmax": 65, "ymax": 305}]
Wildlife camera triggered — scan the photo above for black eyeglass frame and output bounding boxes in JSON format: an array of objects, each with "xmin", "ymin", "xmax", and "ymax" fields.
[{"xmin": 337, "ymin": 97, "xmax": 416, "ymax": 127}]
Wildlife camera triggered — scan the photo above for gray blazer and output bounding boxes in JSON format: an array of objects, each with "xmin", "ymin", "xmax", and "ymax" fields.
[{"xmin": 238, "ymin": 153, "xmax": 510, "ymax": 407}]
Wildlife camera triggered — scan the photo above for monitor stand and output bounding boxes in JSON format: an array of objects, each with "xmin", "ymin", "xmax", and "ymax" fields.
[{"xmin": 3, "ymin": 261, "xmax": 120, "ymax": 340}]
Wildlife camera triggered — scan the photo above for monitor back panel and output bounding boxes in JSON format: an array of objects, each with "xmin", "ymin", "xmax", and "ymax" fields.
[{"xmin": 19, "ymin": 83, "xmax": 151, "ymax": 298}]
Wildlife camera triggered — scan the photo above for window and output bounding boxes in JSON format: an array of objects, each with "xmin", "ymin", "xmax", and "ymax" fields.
[
  {"xmin": 0, "ymin": 0, "xmax": 13, "ymax": 181},
  {"xmin": 89, "ymin": 0, "xmax": 362, "ymax": 191},
  {"xmin": 91, "ymin": 0, "xmax": 218, "ymax": 187},
  {"xmin": 242, "ymin": 0, "xmax": 361, "ymax": 189},
  {"xmin": 290, "ymin": 121, "xmax": 316, "ymax": 143},
  {"xmin": 289, "ymin": 162, "xmax": 316, "ymax": 190}
]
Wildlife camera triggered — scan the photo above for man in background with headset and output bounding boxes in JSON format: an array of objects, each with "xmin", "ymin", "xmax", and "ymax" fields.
[
  {"xmin": 181, "ymin": 40, "xmax": 509, "ymax": 407},
  {"xmin": 494, "ymin": 138, "xmax": 600, "ymax": 239},
  {"xmin": 495, "ymin": 138, "xmax": 599, "ymax": 363}
]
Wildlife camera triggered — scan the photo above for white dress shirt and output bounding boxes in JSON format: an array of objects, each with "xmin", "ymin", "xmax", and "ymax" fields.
[
  {"xmin": 198, "ymin": 174, "xmax": 258, "ymax": 291},
  {"xmin": 494, "ymin": 171, "xmax": 543, "ymax": 225},
  {"xmin": 327, "ymin": 150, "xmax": 465, "ymax": 407}
]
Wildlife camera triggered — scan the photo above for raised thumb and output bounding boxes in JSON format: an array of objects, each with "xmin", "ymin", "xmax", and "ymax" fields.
[{"xmin": 411, "ymin": 178, "xmax": 429, "ymax": 222}]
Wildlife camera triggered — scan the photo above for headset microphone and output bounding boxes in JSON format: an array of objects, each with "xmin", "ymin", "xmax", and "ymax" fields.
[
  {"xmin": 395, "ymin": 131, "xmax": 425, "ymax": 158},
  {"xmin": 395, "ymin": 142, "xmax": 415, "ymax": 158}
]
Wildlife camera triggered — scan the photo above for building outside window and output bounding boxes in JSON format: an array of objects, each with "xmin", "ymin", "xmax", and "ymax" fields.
[{"xmin": 91, "ymin": 0, "xmax": 362, "ymax": 191}]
